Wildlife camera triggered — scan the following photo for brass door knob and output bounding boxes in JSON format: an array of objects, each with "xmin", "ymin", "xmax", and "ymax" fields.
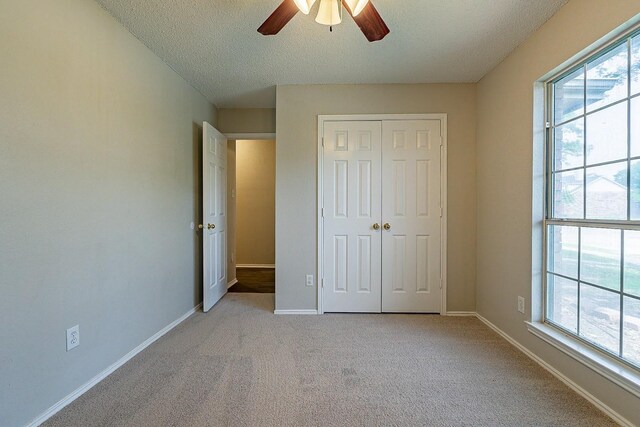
[
  {"xmin": 198, "ymin": 224, "xmax": 203, "ymax": 230},
  {"xmin": 372, "ymin": 223, "xmax": 380, "ymax": 231},
  {"xmin": 383, "ymin": 223, "xmax": 391, "ymax": 230},
  {"xmin": 207, "ymin": 223, "xmax": 216, "ymax": 230}
]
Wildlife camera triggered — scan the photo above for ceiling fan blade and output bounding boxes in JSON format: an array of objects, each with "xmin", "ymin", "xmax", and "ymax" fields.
[
  {"xmin": 258, "ymin": 0, "xmax": 300, "ymax": 35},
  {"xmin": 342, "ymin": 0, "xmax": 390, "ymax": 42}
]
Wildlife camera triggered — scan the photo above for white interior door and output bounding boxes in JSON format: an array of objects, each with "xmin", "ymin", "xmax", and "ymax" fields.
[
  {"xmin": 381, "ymin": 120, "xmax": 442, "ymax": 312},
  {"xmin": 322, "ymin": 121, "xmax": 382, "ymax": 312},
  {"xmin": 203, "ymin": 122, "xmax": 227, "ymax": 312}
]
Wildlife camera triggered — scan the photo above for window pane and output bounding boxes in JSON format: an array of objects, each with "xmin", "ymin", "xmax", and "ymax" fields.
[
  {"xmin": 548, "ymin": 225, "xmax": 578, "ymax": 278},
  {"xmin": 631, "ymin": 97, "xmax": 640, "ymax": 157},
  {"xmin": 548, "ymin": 35, "xmax": 640, "ymax": 368},
  {"xmin": 631, "ymin": 160, "xmax": 640, "ymax": 220},
  {"xmin": 586, "ymin": 162, "xmax": 627, "ymax": 220},
  {"xmin": 554, "ymin": 119, "xmax": 584, "ymax": 171},
  {"xmin": 586, "ymin": 43, "xmax": 628, "ymax": 112},
  {"xmin": 547, "ymin": 274, "xmax": 578, "ymax": 333},
  {"xmin": 631, "ymin": 34, "xmax": 640, "ymax": 95},
  {"xmin": 585, "ymin": 102, "xmax": 628, "ymax": 165},
  {"xmin": 624, "ymin": 230, "xmax": 640, "ymax": 297},
  {"xmin": 553, "ymin": 170, "xmax": 584, "ymax": 219},
  {"xmin": 623, "ymin": 296, "xmax": 640, "ymax": 366},
  {"xmin": 580, "ymin": 227, "xmax": 621, "ymax": 291},
  {"xmin": 579, "ymin": 284, "xmax": 621, "ymax": 354},
  {"xmin": 554, "ymin": 68, "xmax": 584, "ymax": 124}
]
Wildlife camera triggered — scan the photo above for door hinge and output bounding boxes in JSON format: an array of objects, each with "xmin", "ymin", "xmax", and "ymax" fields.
[
  {"xmin": 321, "ymin": 137, "xmax": 325, "ymax": 147},
  {"xmin": 321, "ymin": 279, "xmax": 324, "ymax": 288},
  {"xmin": 440, "ymin": 207, "xmax": 443, "ymax": 218},
  {"xmin": 439, "ymin": 136, "xmax": 443, "ymax": 147},
  {"xmin": 321, "ymin": 207, "xmax": 325, "ymax": 218},
  {"xmin": 545, "ymin": 121, "xmax": 551, "ymax": 129},
  {"xmin": 439, "ymin": 277, "xmax": 443, "ymax": 289}
]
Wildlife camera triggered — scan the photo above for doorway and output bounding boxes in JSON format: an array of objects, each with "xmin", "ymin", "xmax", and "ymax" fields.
[{"xmin": 226, "ymin": 139, "xmax": 276, "ymax": 294}]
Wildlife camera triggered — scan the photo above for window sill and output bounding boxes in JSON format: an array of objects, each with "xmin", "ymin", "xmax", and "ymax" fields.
[{"xmin": 526, "ymin": 321, "xmax": 640, "ymax": 398}]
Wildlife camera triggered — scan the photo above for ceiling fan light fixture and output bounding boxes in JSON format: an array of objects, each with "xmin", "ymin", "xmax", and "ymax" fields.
[
  {"xmin": 344, "ymin": 0, "xmax": 369, "ymax": 16},
  {"xmin": 293, "ymin": 0, "xmax": 317, "ymax": 15},
  {"xmin": 258, "ymin": 0, "xmax": 389, "ymax": 42},
  {"xmin": 315, "ymin": 0, "xmax": 342, "ymax": 26}
]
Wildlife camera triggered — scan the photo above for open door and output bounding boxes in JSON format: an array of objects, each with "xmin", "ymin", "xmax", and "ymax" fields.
[{"xmin": 202, "ymin": 122, "xmax": 227, "ymax": 312}]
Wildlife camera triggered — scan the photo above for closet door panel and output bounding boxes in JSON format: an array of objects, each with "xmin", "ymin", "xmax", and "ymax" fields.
[
  {"xmin": 381, "ymin": 120, "xmax": 442, "ymax": 313},
  {"xmin": 323, "ymin": 121, "xmax": 382, "ymax": 312}
]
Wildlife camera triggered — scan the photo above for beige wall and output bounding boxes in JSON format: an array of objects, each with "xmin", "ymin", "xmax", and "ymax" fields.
[
  {"xmin": 0, "ymin": 1, "xmax": 216, "ymax": 426},
  {"xmin": 218, "ymin": 108, "xmax": 276, "ymax": 134},
  {"xmin": 276, "ymin": 84, "xmax": 476, "ymax": 311},
  {"xmin": 236, "ymin": 140, "xmax": 276, "ymax": 266},
  {"xmin": 476, "ymin": 0, "xmax": 640, "ymax": 424}
]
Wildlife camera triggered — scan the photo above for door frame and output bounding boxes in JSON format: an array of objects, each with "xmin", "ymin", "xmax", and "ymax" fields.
[
  {"xmin": 223, "ymin": 132, "xmax": 277, "ymax": 293},
  {"xmin": 225, "ymin": 133, "xmax": 276, "ymax": 140},
  {"xmin": 316, "ymin": 114, "xmax": 448, "ymax": 315}
]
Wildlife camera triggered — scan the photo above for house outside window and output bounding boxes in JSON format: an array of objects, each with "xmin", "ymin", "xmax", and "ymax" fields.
[{"xmin": 546, "ymin": 31, "xmax": 640, "ymax": 369}]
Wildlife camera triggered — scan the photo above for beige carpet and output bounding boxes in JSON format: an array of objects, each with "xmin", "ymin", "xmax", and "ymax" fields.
[{"xmin": 45, "ymin": 293, "xmax": 615, "ymax": 426}]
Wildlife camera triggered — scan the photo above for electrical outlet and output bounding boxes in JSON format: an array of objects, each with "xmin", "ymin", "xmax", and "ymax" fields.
[
  {"xmin": 517, "ymin": 296, "xmax": 525, "ymax": 314},
  {"xmin": 66, "ymin": 325, "xmax": 79, "ymax": 351},
  {"xmin": 306, "ymin": 274, "xmax": 314, "ymax": 287}
]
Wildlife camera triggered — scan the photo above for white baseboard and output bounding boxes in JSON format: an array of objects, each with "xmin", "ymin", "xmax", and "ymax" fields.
[
  {"xmin": 24, "ymin": 305, "xmax": 631, "ymax": 426},
  {"xmin": 475, "ymin": 313, "xmax": 634, "ymax": 427},
  {"xmin": 236, "ymin": 264, "xmax": 275, "ymax": 269},
  {"xmin": 445, "ymin": 311, "xmax": 476, "ymax": 316},
  {"xmin": 26, "ymin": 303, "xmax": 202, "ymax": 427},
  {"xmin": 274, "ymin": 309, "xmax": 318, "ymax": 315},
  {"xmin": 227, "ymin": 278, "xmax": 238, "ymax": 289}
]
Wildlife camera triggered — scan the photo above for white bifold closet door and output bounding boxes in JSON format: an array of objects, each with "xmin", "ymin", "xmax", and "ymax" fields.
[
  {"xmin": 381, "ymin": 120, "xmax": 442, "ymax": 313},
  {"xmin": 322, "ymin": 121, "xmax": 383, "ymax": 312},
  {"xmin": 322, "ymin": 119, "xmax": 442, "ymax": 313}
]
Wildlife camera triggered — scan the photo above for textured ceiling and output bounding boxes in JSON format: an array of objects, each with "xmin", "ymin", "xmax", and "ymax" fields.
[{"xmin": 94, "ymin": 0, "xmax": 567, "ymax": 107}]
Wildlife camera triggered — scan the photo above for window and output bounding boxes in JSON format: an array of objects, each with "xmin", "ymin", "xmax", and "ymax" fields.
[{"xmin": 546, "ymin": 31, "xmax": 640, "ymax": 369}]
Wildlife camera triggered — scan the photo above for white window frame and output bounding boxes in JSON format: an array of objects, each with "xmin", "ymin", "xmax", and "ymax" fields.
[{"xmin": 528, "ymin": 23, "xmax": 640, "ymax": 399}]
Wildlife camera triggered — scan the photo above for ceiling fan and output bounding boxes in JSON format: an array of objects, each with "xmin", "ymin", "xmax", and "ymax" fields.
[{"xmin": 258, "ymin": 0, "xmax": 390, "ymax": 42}]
